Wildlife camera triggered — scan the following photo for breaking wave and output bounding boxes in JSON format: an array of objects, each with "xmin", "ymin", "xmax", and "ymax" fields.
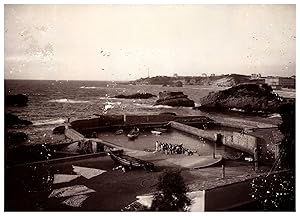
[
  {"xmin": 32, "ymin": 118, "xmax": 66, "ymax": 126},
  {"xmin": 48, "ymin": 98, "xmax": 90, "ymax": 103},
  {"xmin": 80, "ymin": 86, "xmax": 99, "ymax": 89},
  {"xmin": 134, "ymin": 103, "xmax": 174, "ymax": 109},
  {"xmin": 152, "ymin": 105, "xmax": 175, "ymax": 109},
  {"xmin": 268, "ymin": 113, "xmax": 281, "ymax": 118}
]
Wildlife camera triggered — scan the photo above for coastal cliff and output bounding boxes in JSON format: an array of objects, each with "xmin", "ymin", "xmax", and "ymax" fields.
[{"xmin": 132, "ymin": 74, "xmax": 255, "ymax": 87}]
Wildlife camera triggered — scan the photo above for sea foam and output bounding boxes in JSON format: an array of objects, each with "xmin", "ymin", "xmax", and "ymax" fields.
[
  {"xmin": 48, "ymin": 98, "xmax": 90, "ymax": 104},
  {"xmin": 32, "ymin": 118, "xmax": 66, "ymax": 126}
]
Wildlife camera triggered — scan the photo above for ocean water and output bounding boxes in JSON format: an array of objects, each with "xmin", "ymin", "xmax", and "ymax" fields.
[{"xmin": 5, "ymin": 79, "xmax": 223, "ymax": 144}]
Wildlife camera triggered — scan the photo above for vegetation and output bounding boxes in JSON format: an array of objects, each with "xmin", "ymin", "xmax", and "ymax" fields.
[
  {"xmin": 133, "ymin": 74, "xmax": 254, "ymax": 87},
  {"xmin": 250, "ymin": 102, "xmax": 295, "ymax": 211},
  {"xmin": 277, "ymin": 102, "xmax": 295, "ymax": 170},
  {"xmin": 150, "ymin": 169, "xmax": 191, "ymax": 211}
]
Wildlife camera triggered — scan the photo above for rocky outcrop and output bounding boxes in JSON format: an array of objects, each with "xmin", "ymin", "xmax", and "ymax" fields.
[
  {"xmin": 6, "ymin": 132, "xmax": 28, "ymax": 145},
  {"xmin": 53, "ymin": 125, "xmax": 65, "ymax": 134},
  {"xmin": 6, "ymin": 113, "xmax": 33, "ymax": 127},
  {"xmin": 172, "ymin": 81, "xmax": 183, "ymax": 87},
  {"xmin": 155, "ymin": 91, "xmax": 195, "ymax": 107},
  {"xmin": 114, "ymin": 93, "xmax": 156, "ymax": 99},
  {"xmin": 6, "ymin": 94, "xmax": 29, "ymax": 106},
  {"xmin": 196, "ymin": 84, "xmax": 282, "ymax": 113}
]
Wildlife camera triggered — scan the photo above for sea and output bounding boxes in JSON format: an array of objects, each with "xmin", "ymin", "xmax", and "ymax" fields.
[{"xmin": 5, "ymin": 79, "xmax": 225, "ymax": 145}]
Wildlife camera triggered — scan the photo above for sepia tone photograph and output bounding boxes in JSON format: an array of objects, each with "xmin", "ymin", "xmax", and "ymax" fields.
[{"xmin": 4, "ymin": 3, "xmax": 296, "ymax": 211}]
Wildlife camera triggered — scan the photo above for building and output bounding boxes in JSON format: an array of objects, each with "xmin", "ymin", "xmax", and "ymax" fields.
[
  {"xmin": 265, "ymin": 76, "xmax": 295, "ymax": 89},
  {"xmin": 251, "ymin": 73, "xmax": 261, "ymax": 79}
]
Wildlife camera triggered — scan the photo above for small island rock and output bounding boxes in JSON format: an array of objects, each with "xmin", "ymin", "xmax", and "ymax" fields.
[{"xmin": 155, "ymin": 91, "xmax": 195, "ymax": 107}]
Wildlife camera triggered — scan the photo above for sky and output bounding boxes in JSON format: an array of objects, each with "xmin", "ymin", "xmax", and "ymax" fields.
[{"xmin": 4, "ymin": 4, "xmax": 296, "ymax": 81}]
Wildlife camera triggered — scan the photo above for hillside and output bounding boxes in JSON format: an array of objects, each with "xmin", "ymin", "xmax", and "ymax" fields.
[{"xmin": 132, "ymin": 74, "xmax": 256, "ymax": 87}]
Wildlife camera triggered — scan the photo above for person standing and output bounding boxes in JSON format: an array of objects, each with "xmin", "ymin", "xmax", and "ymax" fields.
[{"xmin": 155, "ymin": 141, "xmax": 159, "ymax": 152}]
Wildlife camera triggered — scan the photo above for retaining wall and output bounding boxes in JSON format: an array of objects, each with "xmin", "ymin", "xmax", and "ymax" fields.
[
  {"xmin": 70, "ymin": 115, "xmax": 124, "ymax": 129},
  {"xmin": 204, "ymin": 170, "xmax": 292, "ymax": 211},
  {"xmin": 65, "ymin": 128, "xmax": 85, "ymax": 141},
  {"xmin": 205, "ymin": 178, "xmax": 253, "ymax": 211},
  {"xmin": 169, "ymin": 121, "xmax": 216, "ymax": 141},
  {"xmin": 169, "ymin": 121, "xmax": 257, "ymax": 155},
  {"xmin": 221, "ymin": 131, "xmax": 257, "ymax": 154},
  {"xmin": 70, "ymin": 114, "xmax": 213, "ymax": 130}
]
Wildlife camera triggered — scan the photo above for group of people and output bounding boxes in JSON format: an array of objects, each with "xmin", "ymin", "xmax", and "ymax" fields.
[
  {"xmin": 155, "ymin": 141, "xmax": 194, "ymax": 155},
  {"xmin": 112, "ymin": 165, "xmax": 128, "ymax": 173}
]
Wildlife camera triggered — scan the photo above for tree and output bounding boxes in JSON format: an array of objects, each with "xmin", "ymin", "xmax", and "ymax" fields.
[
  {"xmin": 150, "ymin": 169, "xmax": 191, "ymax": 211},
  {"xmin": 250, "ymin": 102, "xmax": 295, "ymax": 211},
  {"xmin": 277, "ymin": 102, "xmax": 295, "ymax": 170}
]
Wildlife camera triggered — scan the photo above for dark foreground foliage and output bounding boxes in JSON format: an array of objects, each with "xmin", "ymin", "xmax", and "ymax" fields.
[
  {"xmin": 250, "ymin": 102, "xmax": 295, "ymax": 211},
  {"xmin": 277, "ymin": 102, "xmax": 295, "ymax": 170},
  {"xmin": 150, "ymin": 169, "xmax": 191, "ymax": 211}
]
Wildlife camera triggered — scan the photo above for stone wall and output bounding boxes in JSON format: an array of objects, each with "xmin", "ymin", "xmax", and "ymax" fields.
[
  {"xmin": 169, "ymin": 121, "xmax": 216, "ymax": 141},
  {"xmin": 70, "ymin": 114, "xmax": 213, "ymax": 130},
  {"xmin": 221, "ymin": 131, "xmax": 257, "ymax": 154},
  {"xmin": 70, "ymin": 115, "xmax": 124, "ymax": 129},
  {"xmin": 169, "ymin": 121, "xmax": 257, "ymax": 155}
]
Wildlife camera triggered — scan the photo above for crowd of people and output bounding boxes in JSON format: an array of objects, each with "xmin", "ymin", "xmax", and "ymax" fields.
[{"xmin": 155, "ymin": 141, "xmax": 195, "ymax": 156}]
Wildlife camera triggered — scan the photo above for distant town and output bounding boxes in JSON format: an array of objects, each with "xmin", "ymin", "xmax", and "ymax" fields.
[{"xmin": 131, "ymin": 73, "xmax": 295, "ymax": 90}]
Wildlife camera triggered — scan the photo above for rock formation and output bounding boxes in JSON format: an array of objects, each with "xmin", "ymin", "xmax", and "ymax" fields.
[
  {"xmin": 7, "ymin": 132, "xmax": 28, "ymax": 145},
  {"xmin": 6, "ymin": 94, "xmax": 29, "ymax": 106},
  {"xmin": 196, "ymin": 84, "xmax": 282, "ymax": 113},
  {"xmin": 6, "ymin": 113, "xmax": 33, "ymax": 127},
  {"xmin": 155, "ymin": 91, "xmax": 195, "ymax": 107},
  {"xmin": 114, "ymin": 92, "xmax": 156, "ymax": 99},
  {"xmin": 53, "ymin": 125, "xmax": 66, "ymax": 134}
]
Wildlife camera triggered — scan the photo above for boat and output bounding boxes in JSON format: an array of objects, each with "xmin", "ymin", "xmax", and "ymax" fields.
[
  {"xmin": 107, "ymin": 150, "xmax": 154, "ymax": 171},
  {"xmin": 115, "ymin": 129, "xmax": 124, "ymax": 135},
  {"xmin": 127, "ymin": 127, "xmax": 140, "ymax": 139},
  {"xmin": 151, "ymin": 130, "xmax": 162, "ymax": 135}
]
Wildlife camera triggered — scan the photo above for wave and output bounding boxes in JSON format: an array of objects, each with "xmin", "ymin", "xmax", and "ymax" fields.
[
  {"xmin": 48, "ymin": 99, "xmax": 90, "ymax": 104},
  {"xmin": 152, "ymin": 105, "xmax": 175, "ymax": 109},
  {"xmin": 134, "ymin": 103, "xmax": 154, "ymax": 108},
  {"xmin": 268, "ymin": 113, "xmax": 281, "ymax": 118},
  {"xmin": 135, "ymin": 103, "xmax": 174, "ymax": 109},
  {"xmin": 134, "ymin": 103, "xmax": 176, "ymax": 109},
  {"xmin": 80, "ymin": 86, "xmax": 99, "ymax": 89},
  {"xmin": 104, "ymin": 101, "xmax": 121, "ymax": 105},
  {"xmin": 102, "ymin": 101, "xmax": 122, "ymax": 112},
  {"xmin": 32, "ymin": 118, "xmax": 66, "ymax": 126}
]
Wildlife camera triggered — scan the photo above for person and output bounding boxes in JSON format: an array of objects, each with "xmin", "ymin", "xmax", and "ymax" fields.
[
  {"xmin": 155, "ymin": 141, "xmax": 159, "ymax": 152},
  {"xmin": 168, "ymin": 143, "xmax": 173, "ymax": 154},
  {"xmin": 113, "ymin": 165, "xmax": 122, "ymax": 171}
]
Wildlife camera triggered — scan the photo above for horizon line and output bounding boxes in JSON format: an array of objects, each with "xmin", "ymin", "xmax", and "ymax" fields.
[{"xmin": 4, "ymin": 73, "xmax": 296, "ymax": 82}]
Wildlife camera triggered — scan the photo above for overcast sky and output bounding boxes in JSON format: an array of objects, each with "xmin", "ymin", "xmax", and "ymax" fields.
[{"xmin": 4, "ymin": 4, "xmax": 296, "ymax": 81}]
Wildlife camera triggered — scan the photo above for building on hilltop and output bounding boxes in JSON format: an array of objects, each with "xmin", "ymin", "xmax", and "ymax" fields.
[
  {"xmin": 251, "ymin": 73, "xmax": 262, "ymax": 79},
  {"xmin": 265, "ymin": 76, "xmax": 295, "ymax": 89}
]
